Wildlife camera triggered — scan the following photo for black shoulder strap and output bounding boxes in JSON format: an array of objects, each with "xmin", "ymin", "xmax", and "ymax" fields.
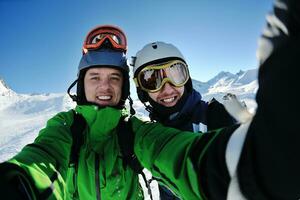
[
  {"xmin": 69, "ymin": 110, "xmax": 87, "ymax": 168},
  {"xmin": 117, "ymin": 117, "xmax": 143, "ymax": 173}
]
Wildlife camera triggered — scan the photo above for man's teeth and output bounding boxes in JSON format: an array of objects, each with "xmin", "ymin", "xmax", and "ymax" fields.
[
  {"xmin": 97, "ymin": 96, "xmax": 111, "ymax": 100},
  {"xmin": 162, "ymin": 97, "xmax": 175, "ymax": 103}
]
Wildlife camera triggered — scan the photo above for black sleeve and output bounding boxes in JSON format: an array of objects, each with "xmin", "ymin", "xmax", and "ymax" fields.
[
  {"xmin": 237, "ymin": 0, "xmax": 300, "ymax": 198},
  {"xmin": 237, "ymin": 35, "xmax": 300, "ymax": 200},
  {"xmin": 206, "ymin": 98, "xmax": 236, "ymax": 131},
  {"xmin": 197, "ymin": 125, "xmax": 239, "ymax": 200}
]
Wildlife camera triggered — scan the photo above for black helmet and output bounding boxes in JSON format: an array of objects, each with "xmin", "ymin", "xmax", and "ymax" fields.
[{"xmin": 68, "ymin": 49, "xmax": 130, "ymax": 107}]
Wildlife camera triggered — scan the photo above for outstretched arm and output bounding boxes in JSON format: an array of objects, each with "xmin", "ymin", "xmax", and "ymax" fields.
[
  {"xmin": 236, "ymin": 0, "xmax": 300, "ymax": 199},
  {"xmin": 132, "ymin": 116, "xmax": 239, "ymax": 200},
  {"xmin": 0, "ymin": 111, "xmax": 74, "ymax": 199}
]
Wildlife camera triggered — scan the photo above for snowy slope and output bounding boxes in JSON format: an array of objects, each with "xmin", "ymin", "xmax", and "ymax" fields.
[{"xmin": 0, "ymin": 78, "xmax": 76, "ymax": 161}]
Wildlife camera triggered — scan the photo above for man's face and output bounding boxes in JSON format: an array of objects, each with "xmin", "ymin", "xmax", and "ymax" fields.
[
  {"xmin": 84, "ymin": 67, "xmax": 123, "ymax": 106},
  {"xmin": 148, "ymin": 82, "xmax": 184, "ymax": 107}
]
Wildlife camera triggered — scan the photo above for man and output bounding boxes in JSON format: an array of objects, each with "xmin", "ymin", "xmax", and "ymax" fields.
[
  {"xmin": 132, "ymin": 0, "xmax": 300, "ymax": 199},
  {"xmin": 132, "ymin": 41, "xmax": 236, "ymax": 132},
  {"xmin": 0, "ymin": 25, "xmax": 147, "ymax": 199},
  {"xmin": 132, "ymin": 41, "xmax": 236, "ymax": 199}
]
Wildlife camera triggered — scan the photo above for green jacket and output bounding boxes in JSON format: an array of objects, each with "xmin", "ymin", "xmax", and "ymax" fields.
[
  {"xmin": 4, "ymin": 105, "xmax": 219, "ymax": 199},
  {"xmin": 8, "ymin": 105, "xmax": 143, "ymax": 199}
]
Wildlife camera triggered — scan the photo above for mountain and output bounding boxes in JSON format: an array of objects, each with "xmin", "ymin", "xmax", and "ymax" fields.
[
  {"xmin": 0, "ymin": 78, "xmax": 15, "ymax": 96},
  {"xmin": 192, "ymin": 69, "xmax": 258, "ymax": 112}
]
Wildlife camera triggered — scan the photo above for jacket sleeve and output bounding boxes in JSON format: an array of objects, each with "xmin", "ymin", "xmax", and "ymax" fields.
[
  {"xmin": 131, "ymin": 116, "xmax": 232, "ymax": 200},
  {"xmin": 236, "ymin": 0, "xmax": 300, "ymax": 199},
  {"xmin": 0, "ymin": 110, "xmax": 74, "ymax": 199}
]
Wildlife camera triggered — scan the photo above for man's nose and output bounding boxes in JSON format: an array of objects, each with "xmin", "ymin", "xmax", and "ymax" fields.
[{"xmin": 97, "ymin": 77, "xmax": 110, "ymax": 89}]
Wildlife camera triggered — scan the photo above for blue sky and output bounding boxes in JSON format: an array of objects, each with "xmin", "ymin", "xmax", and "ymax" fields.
[{"xmin": 0, "ymin": 0, "xmax": 273, "ymax": 94}]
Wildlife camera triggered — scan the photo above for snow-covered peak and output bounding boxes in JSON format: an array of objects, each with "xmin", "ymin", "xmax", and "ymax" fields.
[
  {"xmin": 0, "ymin": 78, "xmax": 15, "ymax": 96},
  {"xmin": 0, "ymin": 78, "xmax": 9, "ymax": 93},
  {"xmin": 210, "ymin": 71, "xmax": 236, "ymax": 83},
  {"xmin": 204, "ymin": 69, "xmax": 257, "ymax": 87},
  {"xmin": 192, "ymin": 69, "xmax": 258, "ymax": 113},
  {"xmin": 236, "ymin": 69, "xmax": 258, "ymax": 85}
]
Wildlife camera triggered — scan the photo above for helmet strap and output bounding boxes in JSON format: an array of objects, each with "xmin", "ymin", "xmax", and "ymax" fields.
[
  {"xmin": 67, "ymin": 79, "xmax": 78, "ymax": 102},
  {"xmin": 128, "ymin": 96, "xmax": 136, "ymax": 115}
]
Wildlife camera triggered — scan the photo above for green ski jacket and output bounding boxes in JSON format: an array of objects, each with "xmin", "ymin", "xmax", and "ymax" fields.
[{"xmin": 8, "ymin": 106, "xmax": 144, "ymax": 199}]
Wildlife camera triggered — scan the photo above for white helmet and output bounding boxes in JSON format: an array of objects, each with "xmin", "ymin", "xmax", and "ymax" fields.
[
  {"xmin": 132, "ymin": 41, "xmax": 193, "ymax": 103},
  {"xmin": 132, "ymin": 41, "xmax": 186, "ymax": 76}
]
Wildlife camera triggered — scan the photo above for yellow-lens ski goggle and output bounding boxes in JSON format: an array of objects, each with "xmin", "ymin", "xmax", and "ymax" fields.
[{"xmin": 134, "ymin": 60, "xmax": 189, "ymax": 93}]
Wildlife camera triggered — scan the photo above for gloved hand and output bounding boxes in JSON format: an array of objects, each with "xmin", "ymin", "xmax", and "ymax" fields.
[
  {"xmin": 222, "ymin": 93, "xmax": 253, "ymax": 123},
  {"xmin": 0, "ymin": 162, "xmax": 36, "ymax": 200}
]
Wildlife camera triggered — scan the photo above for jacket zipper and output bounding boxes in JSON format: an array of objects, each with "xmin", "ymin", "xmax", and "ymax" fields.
[{"xmin": 95, "ymin": 153, "xmax": 101, "ymax": 200}]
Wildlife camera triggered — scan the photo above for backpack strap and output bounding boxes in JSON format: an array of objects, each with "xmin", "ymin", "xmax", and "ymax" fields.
[
  {"xmin": 117, "ymin": 117, "xmax": 143, "ymax": 172},
  {"xmin": 68, "ymin": 110, "xmax": 87, "ymax": 199},
  {"xmin": 117, "ymin": 117, "xmax": 153, "ymax": 200},
  {"xmin": 69, "ymin": 110, "xmax": 87, "ymax": 169}
]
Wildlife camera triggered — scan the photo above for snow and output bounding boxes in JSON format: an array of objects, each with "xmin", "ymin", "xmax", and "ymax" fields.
[
  {"xmin": 237, "ymin": 69, "xmax": 258, "ymax": 85},
  {"xmin": 0, "ymin": 92, "xmax": 76, "ymax": 162},
  {"xmin": 0, "ymin": 69, "xmax": 258, "ymax": 199},
  {"xmin": 0, "ymin": 79, "xmax": 8, "ymax": 93}
]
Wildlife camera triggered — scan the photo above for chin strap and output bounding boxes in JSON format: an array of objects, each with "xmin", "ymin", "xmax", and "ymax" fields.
[
  {"xmin": 142, "ymin": 102, "xmax": 156, "ymax": 122},
  {"xmin": 67, "ymin": 79, "xmax": 78, "ymax": 102},
  {"xmin": 128, "ymin": 96, "xmax": 136, "ymax": 115}
]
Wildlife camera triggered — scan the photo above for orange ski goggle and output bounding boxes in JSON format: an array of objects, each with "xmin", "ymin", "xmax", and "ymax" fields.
[{"xmin": 83, "ymin": 25, "xmax": 127, "ymax": 54}]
